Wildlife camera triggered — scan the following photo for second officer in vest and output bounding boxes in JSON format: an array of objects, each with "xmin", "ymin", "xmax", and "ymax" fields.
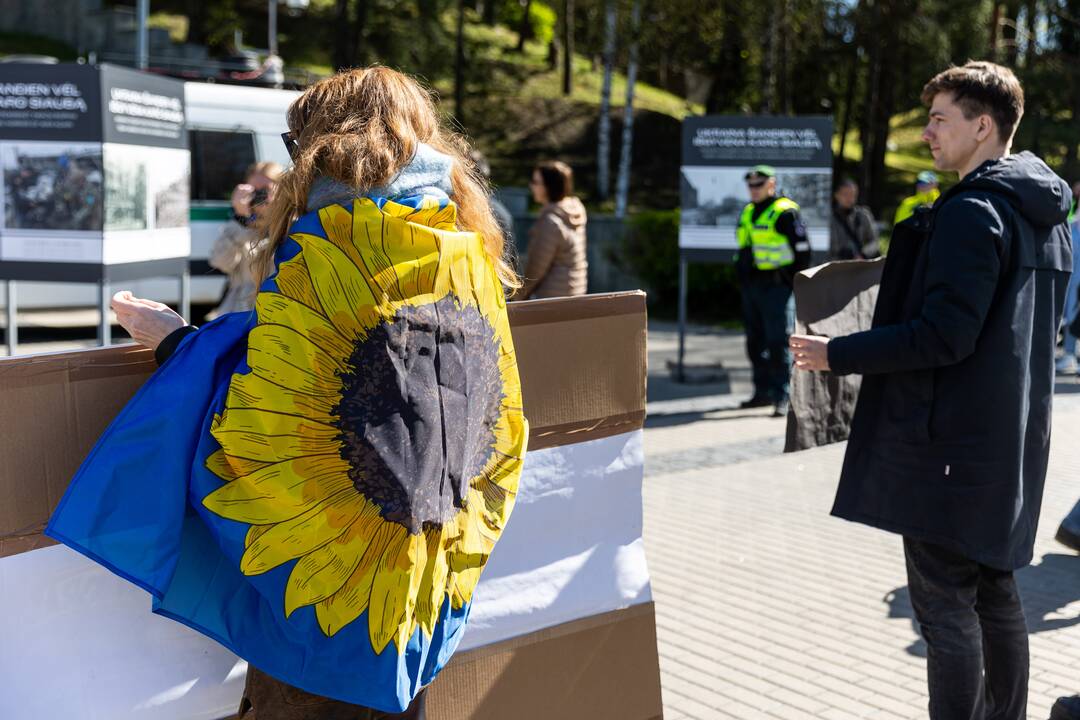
[{"xmin": 736, "ymin": 165, "xmax": 812, "ymax": 416}]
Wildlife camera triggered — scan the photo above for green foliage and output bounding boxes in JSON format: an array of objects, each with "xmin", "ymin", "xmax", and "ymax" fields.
[
  {"xmin": 0, "ymin": 32, "xmax": 76, "ymax": 61},
  {"xmin": 500, "ymin": 0, "xmax": 557, "ymax": 46},
  {"xmin": 618, "ymin": 210, "xmax": 741, "ymax": 321}
]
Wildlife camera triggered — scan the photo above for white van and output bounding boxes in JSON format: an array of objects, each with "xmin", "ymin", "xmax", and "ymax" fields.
[{"xmin": 12, "ymin": 81, "xmax": 299, "ymax": 310}]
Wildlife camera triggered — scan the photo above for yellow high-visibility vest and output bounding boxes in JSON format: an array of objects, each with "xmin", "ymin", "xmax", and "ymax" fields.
[
  {"xmin": 737, "ymin": 197, "xmax": 800, "ymax": 270},
  {"xmin": 893, "ymin": 188, "xmax": 940, "ymax": 225}
]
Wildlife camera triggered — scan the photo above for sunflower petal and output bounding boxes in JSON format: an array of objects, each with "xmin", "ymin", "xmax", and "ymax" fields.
[
  {"xmin": 284, "ymin": 500, "xmax": 383, "ymax": 617},
  {"xmin": 415, "ymin": 528, "xmax": 450, "ymax": 638},
  {"xmin": 256, "ymin": 292, "xmax": 354, "ymax": 360},
  {"xmin": 224, "ymin": 371, "xmax": 336, "ymax": 423},
  {"xmin": 211, "ymin": 406, "xmax": 340, "ymax": 463},
  {"xmin": 202, "ymin": 455, "xmax": 352, "ymax": 524},
  {"xmin": 205, "ymin": 448, "xmax": 273, "ymax": 482},
  {"xmin": 368, "ymin": 531, "xmax": 427, "ymax": 654},
  {"xmin": 294, "ymin": 232, "xmax": 381, "ymax": 339},
  {"xmin": 240, "ymin": 491, "xmax": 364, "ymax": 575},
  {"xmin": 315, "ymin": 523, "xmax": 401, "ymax": 637},
  {"xmin": 275, "ymin": 254, "xmax": 323, "ymax": 313}
]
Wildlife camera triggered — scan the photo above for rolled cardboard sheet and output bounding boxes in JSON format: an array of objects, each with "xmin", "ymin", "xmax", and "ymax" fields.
[{"xmin": 0, "ymin": 291, "xmax": 660, "ymax": 720}]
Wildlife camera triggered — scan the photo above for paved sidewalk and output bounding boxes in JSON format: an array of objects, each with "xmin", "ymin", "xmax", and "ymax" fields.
[{"xmin": 644, "ymin": 323, "xmax": 1080, "ymax": 720}]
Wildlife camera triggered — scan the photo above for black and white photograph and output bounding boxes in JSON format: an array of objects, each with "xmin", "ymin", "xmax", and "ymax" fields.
[
  {"xmin": 103, "ymin": 143, "xmax": 147, "ymax": 231},
  {"xmin": 147, "ymin": 147, "xmax": 190, "ymax": 229},
  {"xmin": 1, "ymin": 142, "xmax": 104, "ymax": 232}
]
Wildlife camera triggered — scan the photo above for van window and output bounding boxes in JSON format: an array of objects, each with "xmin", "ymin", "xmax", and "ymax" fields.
[{"xmin": 189, "ymin": 130, "xmax": 257, "ymax": 201}]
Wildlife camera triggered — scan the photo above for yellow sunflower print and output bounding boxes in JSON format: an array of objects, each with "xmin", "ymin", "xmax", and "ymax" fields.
[{"xmin": 201, "ymin": 197, "xmax": 527, "ymax": 655}]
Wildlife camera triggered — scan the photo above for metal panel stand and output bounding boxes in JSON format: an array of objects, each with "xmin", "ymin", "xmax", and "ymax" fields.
[
  {"xmin": 676, "ymin": 256, "xmax": 688, "ymax": 383},
  {"xmin": 179, "ymin": 268, "xmax": 191, "ymax": 323},
  {"xmin": 98, "ymin": 279, "xmax": 111, "ymax": 346},
  {"xmin": 4, "ymin": 280, "xmax": 16, "ymax": 357}
]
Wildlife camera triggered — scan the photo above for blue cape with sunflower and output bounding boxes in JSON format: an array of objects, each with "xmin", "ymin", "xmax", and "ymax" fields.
[{"xmin": 46, "ymin": 192, "xmax": 528, "ymax": 711}]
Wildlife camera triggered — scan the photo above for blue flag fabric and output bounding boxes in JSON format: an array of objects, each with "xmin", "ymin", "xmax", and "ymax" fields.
[{"xmin": 46, "ymin": 195, "xmax": 528, "ymax": 711}]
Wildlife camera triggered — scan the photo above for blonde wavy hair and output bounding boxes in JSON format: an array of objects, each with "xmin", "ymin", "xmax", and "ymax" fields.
[{"xmin": 255, "ymin": 66, "xmax": 519, "ymax": 289}]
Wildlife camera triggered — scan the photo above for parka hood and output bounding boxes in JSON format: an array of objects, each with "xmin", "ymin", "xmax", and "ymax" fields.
[
  {"xmin": 957, "ymin": 151, "xmax": 1073, "ymax": 229},
  {"xmin": 545, "ymin": 196, "xmax": 587, "ymax": 230}
]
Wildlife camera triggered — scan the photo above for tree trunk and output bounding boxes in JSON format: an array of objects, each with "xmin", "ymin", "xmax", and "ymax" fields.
[
  {"xmin": 989, "ymin": 3, "xmax": 1001, "ymax": 61},
  {"xmin": 483, "ymin": 0, "xmax": 497, "ymax": 24},
  {"xmin": 455, "ymin": 0, "xmax": 467, "ymax": 127},
  {"xmin": 615, "ymin": 0, "xmax": 642, "ymax": 219},
  {"xmin": 1023, "ymin": 0, "xmax": 1037, "ymax": 68},
  {"xmin": 858, "ymin": 0, "xmax": 904, "ymax": 214},
  {"xmin": 562, "ymin": 0, "xmax": 575, "ymax": 95},
  {"xmin": 836, "ymin": 42, "xmax": 859, "ymax": 178},
  {"xmin": 516, "ymin": 0, "xmax": 533, "ymax": 52},
  {"xmin": 761, "ymin": 0, "xmax": 782, "ymax": 112},
  {"xmin": 597, "ymin": 0, "xmax": 617, "ymax": 201},
  {"xmin": 351, "ymin": 0, "xmax": 370, "ymax": 65},
  {"xmin": 333, "ymin": 0, "xmax": 353, "ymax": 70}
]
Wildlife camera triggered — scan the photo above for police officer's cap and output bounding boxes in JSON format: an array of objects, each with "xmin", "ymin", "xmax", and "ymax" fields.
[
  {"xmin": 916, "ymin": 170, "xmax": 939, "ymax": 186},
  {"xmin": 744, "ymin": 165, "xmax": 777, "ymax": 181}
]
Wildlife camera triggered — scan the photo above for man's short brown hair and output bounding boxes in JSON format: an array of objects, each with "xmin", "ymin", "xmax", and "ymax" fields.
[{"xmin": 921, "ymin": 61, "xmax": 1024, "ymax": 144}]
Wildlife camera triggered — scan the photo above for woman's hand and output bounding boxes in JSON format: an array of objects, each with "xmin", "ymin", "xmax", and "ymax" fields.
[
  {"xmin": 790, "ymin": 334, "xmax": 831, "ymax": 372},
  {"xmin": 230, "ymin": 183, "xmax": 255, "ymax": 217},
  {"xmin": 111, "ymin": 291, "xmax": 186, "ymax": 350}
]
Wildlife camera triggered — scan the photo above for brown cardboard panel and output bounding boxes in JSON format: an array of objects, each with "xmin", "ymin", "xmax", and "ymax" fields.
[
  {"xmin": 0, "ymin": 345, "xmax": 155, "ymax": 537},
  {"xmin": 426, "ymin": 603, "xmax": 663, "ymax": 720},
  {"xmin": 0, "ymin": 523, "xmax": 57, "ymax": 558},
  {"xmin": 511, "ymin": 312, "xmax": 647, "ymax": 434},
  {"xmin": 0, "ymin": 292, "xmax": 647, "ymax": 544},
  {"xmin": 507, "ymin": 291, "xmax": 645, "ymax": 326}
]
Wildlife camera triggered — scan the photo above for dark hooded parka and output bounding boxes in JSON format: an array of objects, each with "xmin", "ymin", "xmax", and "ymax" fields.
[{"xmin": 828, "ymin": 151, "xmax": 1073, "ymax": 571}]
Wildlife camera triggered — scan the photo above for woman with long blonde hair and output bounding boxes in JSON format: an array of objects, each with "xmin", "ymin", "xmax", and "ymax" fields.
[{"xmin": 51, "ymin": 67, "xmax": 529, "ymax": 719}]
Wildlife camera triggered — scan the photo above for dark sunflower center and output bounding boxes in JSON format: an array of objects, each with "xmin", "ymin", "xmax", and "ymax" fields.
[{"xmin": 332, "ymin": 295, "xmax": 505, "ymax": 534}]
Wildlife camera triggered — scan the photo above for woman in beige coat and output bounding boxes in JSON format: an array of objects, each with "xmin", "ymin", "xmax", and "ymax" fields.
[{"xmin": 515, "ymin": 160, "xmax": 587, "ymax": 300}]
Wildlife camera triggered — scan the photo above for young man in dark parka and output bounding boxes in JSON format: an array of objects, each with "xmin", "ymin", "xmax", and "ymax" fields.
[{"xmin": 791, "ymin": 61, "xmax": 1074, "ymax": 720}]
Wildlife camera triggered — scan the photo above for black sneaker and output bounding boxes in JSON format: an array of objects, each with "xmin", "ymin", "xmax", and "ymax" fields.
[
  {"xmin": 1056, "ymin": 524, "xmax": 1080, "ymax": 553},
  {"xmin": 739, "ymin": 395, "xmax": 772, "ymax": 409},
  {"xmin": 1051, "ymin": 695, "xmax": 1080, "ymax": 720},
  {"xmin": 772, "ymin": 398, "xmax": 790, "ymax": 418}
]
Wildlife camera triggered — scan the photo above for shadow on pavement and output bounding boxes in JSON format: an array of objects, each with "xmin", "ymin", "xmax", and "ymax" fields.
[
  {"xmin": 644, "ymin": 410, "xmax": 776, "ymax": 429},
  {"xmin": 882, "ymin": 550, "xmax": 1080, "ymax": 659}
]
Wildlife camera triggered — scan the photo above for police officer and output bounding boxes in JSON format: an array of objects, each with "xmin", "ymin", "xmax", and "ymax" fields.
[
  {"xmin": 736, "ymin": 165, "xmax": 811, "ymax": 417},
  {"xmin": 893, "ymin": 170, "xmax": 940, "ymax": 225}
]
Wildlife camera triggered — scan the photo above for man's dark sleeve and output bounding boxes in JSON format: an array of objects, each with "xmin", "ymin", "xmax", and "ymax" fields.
[
  {"xmin": 154, "ymin": 324, "xmax": 199, "ymax": 366},
  {"xmin": 827, "ymin": 195, "xmax": 1006, "ymax": 376},
  {"xmin": 776, "ymin": 209, "xmax": 812, "ymax": 282}
]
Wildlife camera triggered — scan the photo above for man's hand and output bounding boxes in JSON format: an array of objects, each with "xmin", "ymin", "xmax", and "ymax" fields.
[
  {"xmin": 111, "ymin": 291, "xmax": 186, "ymax": 350},
  {"xmin": 790, "ymin": 334, "xmax": 831, "ymax": 372}
]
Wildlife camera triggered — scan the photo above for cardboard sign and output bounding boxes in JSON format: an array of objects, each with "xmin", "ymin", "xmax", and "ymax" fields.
[{"xmin": 0, "ymin": 292, "xmax": 661, "ymax": 720}]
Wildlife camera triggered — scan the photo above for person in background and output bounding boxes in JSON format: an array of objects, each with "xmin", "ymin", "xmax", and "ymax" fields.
[
  {"xmin": 829, "ymin": 178, "xmax": 878, "ymax": 260},
  {"xmin": 893, "ymin": 170, "xmax": 941, "ymax": 225},
  {"xmin": 736, "ymin": 164, "xmax": 811, "ymax": 417},
  {"xmin": 206, "ymin": 161, "xmax": 283, "ymax": 319},
  {"xmin": 469, "ymin": 149, "xmax": 515, "ymax": 246},
  {"xmin": 514, "ymin": 160, "xmax": 587, "ymax": 300},
  {"xmin": 1056, "ymin": 180, "xmax": 1080, "ymax": 374}
]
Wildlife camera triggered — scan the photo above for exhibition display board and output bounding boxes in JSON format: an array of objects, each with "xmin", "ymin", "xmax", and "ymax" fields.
[
  {"xmin": 0, "ymin": 63, "xmax": 191, "ymax": 350},
  {"xmin": 678, "ymin": 115, "xmax": 834, "ymax": 259},
  {"xmin": 0, "ymin": 292, "xmax": 662, "ymax": 720}
]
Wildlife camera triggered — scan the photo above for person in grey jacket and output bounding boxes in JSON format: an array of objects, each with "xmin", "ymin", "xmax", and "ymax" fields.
[
  {"xmin": 792, "ymin": 62, "xmax": 1072, "ymax": 720},
  {"xmin": 515, "ymin": 160, "xmax": 587, "ymax": 300},
  {"xmin": 829, "ymin": 178, "xmax": 878, "ymax": 260}
]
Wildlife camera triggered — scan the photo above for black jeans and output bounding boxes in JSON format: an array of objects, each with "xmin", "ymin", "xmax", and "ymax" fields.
[
  {"xmin": 740, "ymin": 278, "xmax": 793, "ymax": 402},
  {"xmin": 903, "ymin": 538, "xmax": 1029, "ymax": 720}
]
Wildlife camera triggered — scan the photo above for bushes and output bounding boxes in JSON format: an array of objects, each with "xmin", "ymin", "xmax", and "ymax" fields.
[{"xmin": 618, "ymin": 210, "xmax": 742, "ymax": 323}]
